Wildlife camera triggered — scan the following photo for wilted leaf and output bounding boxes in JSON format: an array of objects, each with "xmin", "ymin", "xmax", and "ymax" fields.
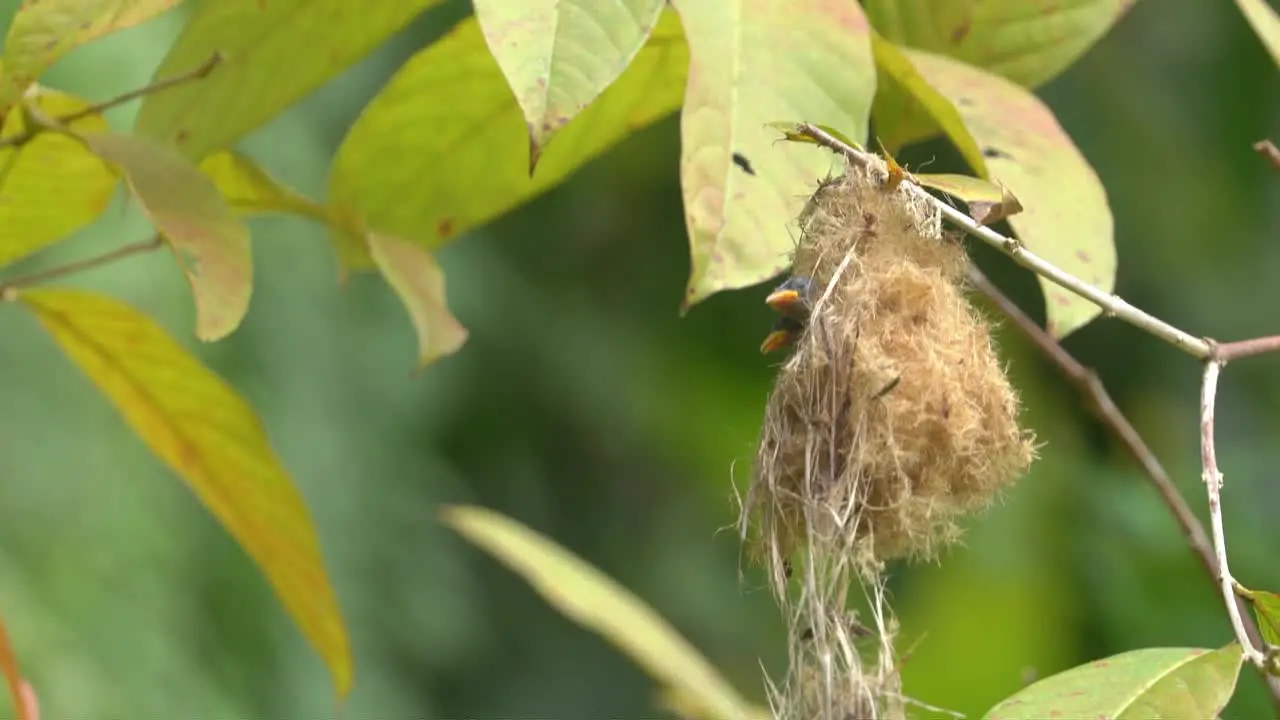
[
  {"xmin": 473, "ymin": 0, "xmax": 665, "ymax": 170},
  {"xmin": 865, "ymin": 1, "xmax": 1134, "ymax": 151},
  {"xmin": 366, "ymin": 232, "xmax": 468, "ymax": 367},
  {"xmin": 984, "ymin": 645, "xmax": 1243, "ymax": 720},
  {"xmin": 0, "ymin": 0, "xmax": 183, "ymax": 108},
  {"xmin": 21, "ymin": 287, "xmax": 352, "ymax": 700},
  {"xmin": 80, "ymin": 132, "xmax": 251, "ymax": 341},
  {"xmin": 765, "ymin": 121, "xmax": 865, "ymax": 151},
  {"xmin": 134, "ymin": 0, "xmax": 446, "ymax": 160},
  {"xmin": 915, "ymin": 173, "xmax": 1023, "ymax": 225},
  {"xmin": 0, "ymin": 87, "xmax": 117, "ymax": 268},
  {"xmin": 907, "ymin": 48, "xmax": 1114, "ymax": 339},
  {"xmin": 0, "ymin": 607, "xmax": 35, "ymax": 720},
  {"xmin": 329, "ymin": 11, "xmax": 686, "ymax": 270},
  {"xmin": 1234, "ymin": 0, "xmax": 1280, "ymax": 69},
  {"xmin": 200, "ymin": 150, "xmax": 327, "ymax": 220},
  {"xmin": 671, "ymin": 0, "xmax": 875, "ymax": 310},
  {"xmin": 869, "ymin": 33, "xmax": 983, "ymax": 166},
  {"xmin": 441, "ymin": 505, "xmax": 753, "ymax": 720}
]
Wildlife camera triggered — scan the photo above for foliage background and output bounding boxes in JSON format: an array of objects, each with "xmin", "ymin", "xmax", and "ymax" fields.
[{"xmin": 0, "ymin": 0, "xmax": 1277, "ymax": 717}]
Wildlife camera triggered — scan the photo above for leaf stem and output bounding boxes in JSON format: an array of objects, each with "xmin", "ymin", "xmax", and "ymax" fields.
[{"xmin": 0, "ymin": 236, "xmax": 164, "ymax": 300}]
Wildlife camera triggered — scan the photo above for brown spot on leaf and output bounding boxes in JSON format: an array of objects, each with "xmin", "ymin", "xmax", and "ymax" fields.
[
  {"xmin": 1075, "ymin": 249, "xmax": 1091, "ymax": 263},
  {"xmin": 951, "ymin": 18, "xmax": 971, "ymax": 43},
  {"xmin": 175, "ymin": 129, "xmax": 189, "ymax": 144},
  {"xmin": 437, "ymin": 218, "xmax": 454, "ymax": 238},
  {"xmin": 982, "ymin": 146, "xmax": 1013, "ymax": 160}
]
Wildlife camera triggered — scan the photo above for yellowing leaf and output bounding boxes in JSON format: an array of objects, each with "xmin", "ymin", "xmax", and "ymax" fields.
[
  {"xmin": 441, "ymin": 505, "xmax": 753, "ymax": 720},
  {"xmin": 21, "ymin": 287, "xmax": 352, "ymax": 700},
  {"xmin": 765, "ymin": 121, "xmax": 864, "ymax": 151},
  {"xmin": 0, "ymin": 86, "xmax": 118, "ymax": 268},
  {"xmin": 864, "ymin": 0, "xmax": 1134, "ymax": 90},
  {"xmin": 80, "ymin": 132, "xmax": 252, "ymax": 341},
  {"xmin": 914, "ymin": 172, "xmax": 1023, "ymax": 225},
  {"xmin": 1234, "ymin": 0, "xmax": 1280, "ymax": 69},
  {"xmin": 907, "ymin": 48, "xmax": 1115, "ymax": 339},
  {"xmin": 865, "ymin": 0, "xmax": 1133, "ymax": 151},
  {"xmin": 669, "ymin": 0, "xmax": 875, "ymax": 310},
  {"xmin": 200, "ymin": 150, "xmax": 328, "ymax": 221},
  {"xmin": 366, "ymin": 232, "xmax": 468, "ymax": 367},
  {"xmin": 869, "ymin": 33, "xmax": 983, "ymax": 166},
  {"xmin": 0, "ymin": 0, "xmax": 184, "ymax": 108},
  {"xmin": 329, "ymin": 11, "xmax": 686, "ymax": 270},
  {"xmin": 0, "ymin": 607, "xmax": 36, "ymax": 720},
  {"xmin": 473, "ymin": 0, "xmax": 665, "ymax": 169},
  {"xmin": 134, "ymin": 0, "xmax": 447, "ymax": 160},
  {"xmin": 984, "ymin": 645, "xmax": 1243, "ymax": 720}
]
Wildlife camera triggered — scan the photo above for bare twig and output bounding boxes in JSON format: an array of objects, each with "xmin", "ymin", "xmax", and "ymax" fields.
[
  {"xmin": 0, "ymin": 236, "xmax": 164, "ymax": 300},
  {"xmin": 1200, "ymin": 360, "xmax": 1267, "ymax": 668},
  {"xmin": 1217, "ymin": 336, "xmax": 1280, "ymax": 362},
  {"xmin": 1254, "ymin": 140, "xmax": 1280, "ymax": 172},
  {"xmin": 0, "ymin": 51, "xmax": 223, "ymax": 151},
  {"xmin": 793, "ymin": 122, "xmax": 1213, "ymax": 358}
]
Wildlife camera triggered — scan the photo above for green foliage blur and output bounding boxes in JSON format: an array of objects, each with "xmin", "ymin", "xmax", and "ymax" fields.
[{"xmin": 0, "ymin": 0, "xmax": 1276, "ymax": 717}]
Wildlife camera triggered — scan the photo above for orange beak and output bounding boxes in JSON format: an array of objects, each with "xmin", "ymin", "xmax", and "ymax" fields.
[
  {"xmin": 760, "ymin": 328, "xmax": 795, "ymax": 354},
  {"xmin": 765, "ymin": 288, "xmax": 804, "ymax": 316}
]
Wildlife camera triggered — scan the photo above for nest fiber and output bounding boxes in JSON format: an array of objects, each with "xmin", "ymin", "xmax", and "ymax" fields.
[{"xmin": 748, "ymin": 160, "xmax": 1036, "ymax": 574}]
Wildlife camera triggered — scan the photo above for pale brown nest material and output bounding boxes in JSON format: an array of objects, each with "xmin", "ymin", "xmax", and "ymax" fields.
[{"xmin": 746, "ymin": 159, "xmax": 1036, "ymax": 579}]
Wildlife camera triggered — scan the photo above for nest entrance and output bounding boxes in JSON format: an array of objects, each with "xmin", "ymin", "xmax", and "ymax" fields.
[{"xmin": 742, "ymin": 157, "xmax": 1036, "ymax": 720}]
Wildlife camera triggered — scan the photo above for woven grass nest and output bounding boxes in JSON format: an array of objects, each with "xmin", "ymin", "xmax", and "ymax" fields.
[{"xmin": 744, "ymin": 156, "xmax": 1038, "ymax": 584}]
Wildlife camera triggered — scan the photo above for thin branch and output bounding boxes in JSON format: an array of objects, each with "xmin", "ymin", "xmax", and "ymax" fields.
[
  {"xmin": 0, "ymin": 236, "xmax": 164, "ymax": 300},
  {"xmin": 0, "ymin": 51, "xmax": 223, "ymax": 151},
  {"xmin": 1254, "ymin": 140, "xmax": 1280, "ymax": 172},
  {"xmin": 1217, "ymin": 336, "xmax": 1280, "ymax": 362},
  {"xmin": 793, "ymin": 122, "xmax": 1214, "ymax": 358},
  {"xmin": 1200, "ymin": 360, "xmax": 1267, "ymax": 668}
]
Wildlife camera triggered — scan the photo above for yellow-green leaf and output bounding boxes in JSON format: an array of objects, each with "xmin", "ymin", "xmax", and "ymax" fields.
[
  {"xmin": 864, "ymin": 0, "xmax": 1134, "ymax": 151},
  {"xmin": 914, "ymin": 172, "xmax": 1023, "ymax": 225},
  {"xmin": 1238, "ymin": 586, "xmax": 1280, "ymax": 648},
  {"xmin": 908, "ymin": 48, "xmax": 1115, "ymax": 339},
  {"xmin": 1234, "ymin": 0, "xmax": 1280, "ymax": 68},
  {"xmin": 20, "ymin": 287, "xmax": 352, "ymax": 700},
  {"xmin": 79, "ymin": 132, "xmax": 252, "ymax": 341},
  {"xmin": 134, "ymin": 0, "xmax": 446, "ymax": 161},
  {"xmin": 366, "ymin": 232, "xmax": 468, "ymax": 368},
  {"xmin": 864, "ymin": 0, "xmax": 1134, "ymax": 90},
  {"xmin": 0, "ymin": 605, "xmax": 35, "ymax": 720},
  {"xmin": 0, "ymin": 86, "xmax": 118, "ymax": 268},
  {"xmin": 329, "ymin": 11, "xmax": 686, "ymax": 270},
  {"xmin": 0, "ymin": 0, "xmax": 184, "ymax": 109},
  {"xmin": 473, "ymin": 0, "xmax": 665, "ymax": 169},
  {"xmin": 199, "ymin": 150, "xmax": 328, "ymax": 221},
  {"xmin": 669, "ymin": 0, "xmax": 875, "ymax": 310},
  {"xmin": 441, "ymin": 505, "xmax": 753, "ymax": 720},
  {"xmin": 765, "ymin": 121, "xmax": 865, "ymax": 151},
  {"xmin": 869, "ymin": 33, "xmax": 983, "ymax": 166},
  {"xmin": 984, "ymin": 645, "xmax": 1243, "ymax": 720}
]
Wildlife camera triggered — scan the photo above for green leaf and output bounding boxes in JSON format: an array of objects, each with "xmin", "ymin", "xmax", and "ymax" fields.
[
  {"xmin": 366, "ymin": 232, "xmax": 468, "ymax": 368},
  {"xmin": 329, "ymin": 11, "xmax": 686, "ymax": 270},
  {"xmin": 984, "ymin": 645, "xmax": 1244, "ymax": 720},
  {"xmin": 865, "ymin": 0, "xmax": 1134, "ymax": 151},
  {"xmin": 199, "ymin": 150, "xmax": 328, "ymax": 221},
  {"xmin": 864, "ymin": 0, "xmax": 1134, "ymax": 89},
  {"xmin": 906, "ymin": 48, "xmax": 1115, "ymax": 339},
  {"xmin": 765, "ymin": 121, "xmax": 865, "ymax": 151},
  {"xmin": 134, "ymin": 0, "xmax": 447, "ymax": 160},
  {"xmin": 20, "ymin": 287, "xmax": 352, "ymax": 700},
  {"xmin": 869, "ymin": 33, "xmax": 982, "ymax": 166},
  {"xmin": 1238, "ymin": 587, "xmax": 1280, "ymax": 648},
  {"xmin": 670, "ymin": 0, "xmax": 876, "ymax": 310},
  {"xmin": 79, "ymin": 132, "xmax": 252, "ymax": 341},
  {"xmin": 0, "ymin": 605, "xmax": 35, "ymax": 720},
  {"xmin": 441, "ymin": 505, "xmax": 753, "ymax": 720},
  {"xmin": 1234, "ymin": 0, "xmax": 1280, "ymax": 69},
  {"xmin": 0, "ymin": 86, "xmax": 117, "ymax": 268},
  {"xmin": 473, "ymin": 0, "xmax": 665, "ymax": 170},
  {"xmin": 0, "ymin": 0, "xmax": 183, "ymax": 108}
]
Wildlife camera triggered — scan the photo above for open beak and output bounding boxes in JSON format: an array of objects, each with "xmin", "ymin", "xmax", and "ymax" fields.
[
  {"xmin": 760, "ymin": 328, "xmax": 794, "ymax": 354},
  {"xmin": 765, "ymin": 288, "xmax": 804, "ymax": 316}
]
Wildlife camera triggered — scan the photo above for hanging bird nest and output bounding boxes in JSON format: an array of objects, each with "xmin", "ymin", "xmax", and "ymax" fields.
[{"xmin": 741, "ymin": 153, "xmax": 1036, "ymax": 720}]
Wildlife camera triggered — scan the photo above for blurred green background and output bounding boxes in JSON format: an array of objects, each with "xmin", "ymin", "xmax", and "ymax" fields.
[{"xmin": 0, "ymin": 1, "xmax": 1277, "ymax": 717}]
